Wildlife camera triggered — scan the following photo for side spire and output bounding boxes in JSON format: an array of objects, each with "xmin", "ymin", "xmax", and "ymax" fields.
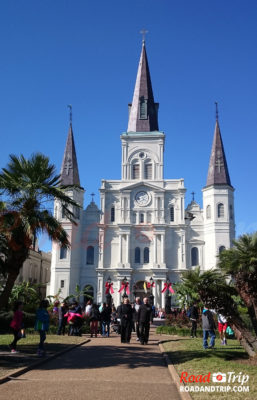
[
  {"xmin": 206, "ymin": 105, "xmax": 232, "ymax": 187},
  {"xmin": 60, "ymin": 107, "xmax": 81, "ymax": 186},
  {"xmin": 127, "ymin": 40, "xmax": 159, "ymax": 132}
]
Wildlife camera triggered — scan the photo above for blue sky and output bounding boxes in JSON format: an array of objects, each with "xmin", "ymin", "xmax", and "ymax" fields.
[{"xmin": 1, "ymin": 0, "xmax": 257, "ymax": 251}]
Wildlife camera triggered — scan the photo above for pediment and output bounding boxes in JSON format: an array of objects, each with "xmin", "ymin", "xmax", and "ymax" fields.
[{"xmin": 120, "ymin": 181, "xmax": 165, "ymax": 192}]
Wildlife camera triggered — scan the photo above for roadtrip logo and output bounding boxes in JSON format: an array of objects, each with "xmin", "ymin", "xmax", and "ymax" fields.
[
  {"xmin": 212, "ymin": 373, "xmax": 226, "ymax": 383},
  {"xmin": 180, "ymin": 371, "xmax": 249, "ymax": 384},
  {"xmin": 179, "ymin": 371, "xmax": 250, "ymax": 393}
]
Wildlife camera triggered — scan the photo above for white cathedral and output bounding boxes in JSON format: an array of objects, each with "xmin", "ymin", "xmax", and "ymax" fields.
[{"xmin": 48, "ymin": 41, "xmax": 235, "ymax": 308}]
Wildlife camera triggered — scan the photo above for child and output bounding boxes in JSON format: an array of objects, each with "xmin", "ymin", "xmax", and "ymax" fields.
[
  {"xmin": 218, "ymin": 314, "xmax": 228, "ymax": 345},
  {"xmin": 35, "ymin": 299, "xmax": 50, "ymax": 356},
  {"xmin": 10, "ymin": 301, "xmax": 24, "ymax": 353}
]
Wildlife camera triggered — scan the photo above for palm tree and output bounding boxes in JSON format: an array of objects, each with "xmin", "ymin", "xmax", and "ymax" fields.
[
  {"xmin": 176, "ymin": 267, "xmax": 257, "ymax": 357},
  {"xmin": 174, "ymin": 267, "xmax": 202, "ymax": 307},
  {"xmin": 0, "ymin": 153, "xmax": 80, "ymax": 309},
  {"xmin": 218, "ymin": 233, "xmax": 257, "ymax": 336}
]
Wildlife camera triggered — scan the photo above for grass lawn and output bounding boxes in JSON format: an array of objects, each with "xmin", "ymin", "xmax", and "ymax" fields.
[
  {"xmin": 162, "ymin": 336, "xmax": 257, "ymax": 400},
  {"xmin": 0, "ymin": 334, "xmax": 87, "ymax": 378}
]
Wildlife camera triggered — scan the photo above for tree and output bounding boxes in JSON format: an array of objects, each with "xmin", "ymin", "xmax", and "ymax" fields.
[
  {"xmin": 174, "ymin": 267, "xmax": 202, "ymax": 307},
  {"xmin": 219, "ymin": 233, "xmax": 257, "ymax": 336},
  {"xmin": 0, "ymin": 153, "xmax": 80, "ymax": 309},
  {"xmin": 65, "ymin": 284, "xmax": 93, "ymax": 303},
  {"xmin": 176, "ymin": 267, "xmax": 257, "ymax": 358}
]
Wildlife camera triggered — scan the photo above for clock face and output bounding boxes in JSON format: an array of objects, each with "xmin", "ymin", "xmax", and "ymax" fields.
[{"xmin": 135, "ymin": 191, "xmax": 150, "ymax": 206}]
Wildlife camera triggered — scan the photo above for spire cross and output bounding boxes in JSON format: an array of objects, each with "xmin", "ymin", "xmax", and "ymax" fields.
[
  {"xmin": 140, "ymin": 29, "xmax": 148, "ymax": 43},
  {"xmin": 191, "ymin": 191, "xmax": 195, "ymax": 201},
  {"xmin": 68, "ymin": 104, "xmax": 72, "ymax": 124},
  {"xmin": 90, "ymin": 193, "xmax": 95, "ymax": 202},
  {"xmin": 215, "ymin": 102, "xmax": 219, "ymax": 120}
]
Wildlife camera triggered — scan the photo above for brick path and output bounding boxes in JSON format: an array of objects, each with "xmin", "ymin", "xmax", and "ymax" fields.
[{"xmin": 0, "ymin": 328, "xmax": 181, "ymax": 400}]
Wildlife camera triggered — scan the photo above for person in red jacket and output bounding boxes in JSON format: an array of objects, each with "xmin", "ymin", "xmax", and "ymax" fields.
[{"xmin": 10, "ymin": 301, "xmax": 24, "ymax": 353}]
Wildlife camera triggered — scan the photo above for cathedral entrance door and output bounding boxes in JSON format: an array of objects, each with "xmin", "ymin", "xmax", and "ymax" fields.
[{"xmin": 134, "ymin": 281, "xmax": 150, "ymax": 302}]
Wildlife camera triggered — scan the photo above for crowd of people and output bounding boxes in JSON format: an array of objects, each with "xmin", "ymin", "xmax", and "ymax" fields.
[{"xmin": 9, "ymin": 297, "xmax": 233, "ymax": 355}]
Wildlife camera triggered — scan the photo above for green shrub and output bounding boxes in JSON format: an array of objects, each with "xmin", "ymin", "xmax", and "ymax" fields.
[
  {"xmin": 156, "ymin": 325, "xmax": 202, "ymax": 336},
  {"xmin": 0, "ymin": 311, "xmax": 36, "ymax": 333}
]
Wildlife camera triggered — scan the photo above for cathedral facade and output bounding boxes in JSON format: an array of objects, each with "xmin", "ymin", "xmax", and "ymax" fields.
[{"xmin": 48, "ymin": 42, "xmax": 235, "ymax": 308}]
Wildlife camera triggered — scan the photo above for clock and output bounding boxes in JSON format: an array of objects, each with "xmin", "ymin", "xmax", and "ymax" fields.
[{"xmin": 135, "ymin": 191, "xmax": 150, "ymax": 206}]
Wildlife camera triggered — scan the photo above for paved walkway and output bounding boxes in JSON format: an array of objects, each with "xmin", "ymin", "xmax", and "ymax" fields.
[{"xmin": 0, "ymin": 328, "xmax": 181, "ymax": 400}]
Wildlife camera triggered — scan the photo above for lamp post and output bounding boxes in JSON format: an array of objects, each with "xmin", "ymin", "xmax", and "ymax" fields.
[
  {"xmin": 149, "ymin": 276, "xmax": 154, "ymax": 308},
  {"xmin": 165, "ymin": 275, "xmax": 171, "ymax": 315},
  {"xmin": 133, "ymin": 283, "xmax": 137, "ymax": 300},
  {"xmin": 106, "ymin": 276, "xmax": 112, "ymax": 308},
  {"xmin": 122, "ymin": 276, "xmax": 128, "ymax": 299}
]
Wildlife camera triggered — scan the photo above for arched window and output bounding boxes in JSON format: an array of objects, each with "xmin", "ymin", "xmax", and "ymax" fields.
[
  {"xmin": 87, "ymin": 246, "xmax": 94, "ymax": 265},
  {"xmin": 218, "ymin": 203, "xmax": 224, "ymax": 218},
  {"xmin": 219, "ymin": 246, "xmax": 226, "ymax": 254},
  {"xmin": 62, "ymin": 206, "xmax": 66, "ymax": 219},
  {"xmin": 229, "ymin": 205, "xmax": 233, "ymax": 220},
  {"xmin": 132, "ymin": 164, "xmax": 140, "ymax": 179},
  {"xmin": 111, "ymin": 207, "xmax": 115, "ymax": 222},
  {"xmin": 191, "ymin": 247, "xmax": 199, "ymax": 266},
  {"xmin": 60, "ymin": 246, "xmax": 67, "ymax": 259},
  {"xmin": 140, "ymin": 213, "xmax": 144, "ymax": 223},
  {"xmin": 170, "ymin": 206, "xmax": 174, "ymax": 222},
  {"xmin": 206, "ymin": 205, "xmax": 211, "ymax": 219},
  {"xmin": 144, "ymin": 163, "xmax": 152, "ymax": 179},
  {"xmin": 135, "ymin": 247, "xmax": 140, "ymax": 263},
  {"xmin": 140, "ymin": 98, "xmax": 147, "ymax": 119},
  {"xmin": 74, "ymin": 206, "xmax": 80, "ymax": 219},
  {"xmin": 144, "ymin": 247, "xmax": 149, "ymax": 263}
]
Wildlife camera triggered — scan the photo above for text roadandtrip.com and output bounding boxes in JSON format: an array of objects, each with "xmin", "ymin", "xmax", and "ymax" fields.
[{"xmin": 179, "ymin": 371, "xmax": 250, "ymax": 393}]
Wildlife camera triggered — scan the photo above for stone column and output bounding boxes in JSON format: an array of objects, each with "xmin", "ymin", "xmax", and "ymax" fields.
[
  {"xmin": 161, "ymin": 234, "xmax": 164, "ymax": 264},
  {"xmin": 153, "ymin": 280, "xmax": 157, "ymax": 306},
  {"xmin": 153, "ymin": 235, "xmax": 157, "ymax": 264},
  {"xmin": 119, "ymin": 234, "xmax": 122, "ymax": 264},
  {"xmin": 161, "ymin": 280, "xmax": 165, "ymax": 309},
  {"xmin": 127, "ymin": 233, "xmax": 130, "ymax": 264}
]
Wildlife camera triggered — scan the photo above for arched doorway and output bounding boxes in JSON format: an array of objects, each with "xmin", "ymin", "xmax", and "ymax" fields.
[
  {"xmin": 133, "ymin": 281, "xmax": 150, "ymax": 301},
  {"xmin": 84, "ymin": 285, "xmax": 94, "ymax": 304}
]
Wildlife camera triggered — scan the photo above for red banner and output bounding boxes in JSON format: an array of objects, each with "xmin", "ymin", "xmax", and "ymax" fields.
[
  {"xmin": 147, "ymin": 282, "xmax": 155, "ymax": 289},
  {"xmin": 161, "ymin": 282, "xmax": 175, "ymax": 294},
  {"xmin": 118, "ymin": 282, "xmax": 130, "ymax": 295},
  {"xmin": 105, "ymin": 282, "xmax": 114, "ymax": 295}
]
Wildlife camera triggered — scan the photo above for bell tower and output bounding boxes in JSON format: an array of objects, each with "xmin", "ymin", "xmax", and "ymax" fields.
[
  {"xmin": 202, "ymin": 106, "xmax": 235, "ymax": 269},
  {"xmin": 49, "ymin": 113, "xmax": 84, "ymax": 298}
]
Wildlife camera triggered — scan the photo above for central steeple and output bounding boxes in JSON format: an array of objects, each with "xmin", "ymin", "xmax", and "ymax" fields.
[{"xmin": 127, "ymin": 41, "xmax": 159, "ymax": 132}]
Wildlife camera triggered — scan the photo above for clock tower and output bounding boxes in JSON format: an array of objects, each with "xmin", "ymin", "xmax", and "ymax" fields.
[{"xmin": 97, "ymin": 40, "xmax": 186, "ymax": 307}]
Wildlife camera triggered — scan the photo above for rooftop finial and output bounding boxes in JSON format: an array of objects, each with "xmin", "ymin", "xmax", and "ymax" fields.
[
  {"xmin": 68, "ymin": 104, "xmax": 72, "ymax": 125},
  {"xmin": 90, "ymin": 192, "xmax": 95, "ymax": 203},
  {"xmin": 191, "ymin": 191, "xmax": 195, "ymax": 202},
  {"xmin": 215, "ymin": 101, "xmax": 219, "ymax": 121},
  {"xmin": 140, "ymin": 29, "xmax": 148, "ymax": 44}
]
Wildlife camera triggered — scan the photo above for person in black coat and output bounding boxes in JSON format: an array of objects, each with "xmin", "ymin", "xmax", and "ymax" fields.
[
  {"xmin": 90, "ymin": 304, "xmax": 100, "ymax": 338},
  {"xmin": 138, "ymin": 297, "xmax": 152, "ymax": 345},
  {"xmin": 100, "ymin": 303, "xmax": 112, "ymax": 337},
  {"xmin": 189, "ymin": 302, "xmax": 199, "ymax": 338},
  {"xmin": 118, "ymin": 298, "xmax": 133, "ymax": 343}
]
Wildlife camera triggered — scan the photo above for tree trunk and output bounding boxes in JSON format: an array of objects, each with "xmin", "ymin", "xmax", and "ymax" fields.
[
  {"xmin": 0, "ymin": 269, "xmax": 20, "ymax": 310},
  {"xmin": 232, "ymin": 317, "xmax": 257, "ymax": 358},
  {"xmin": 247, "ymin": 304, "xmax": 257, "ymax": 336},
  {"xmin": 0, "ymin": 250, "xmax": 29, "ymax": 310}
]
